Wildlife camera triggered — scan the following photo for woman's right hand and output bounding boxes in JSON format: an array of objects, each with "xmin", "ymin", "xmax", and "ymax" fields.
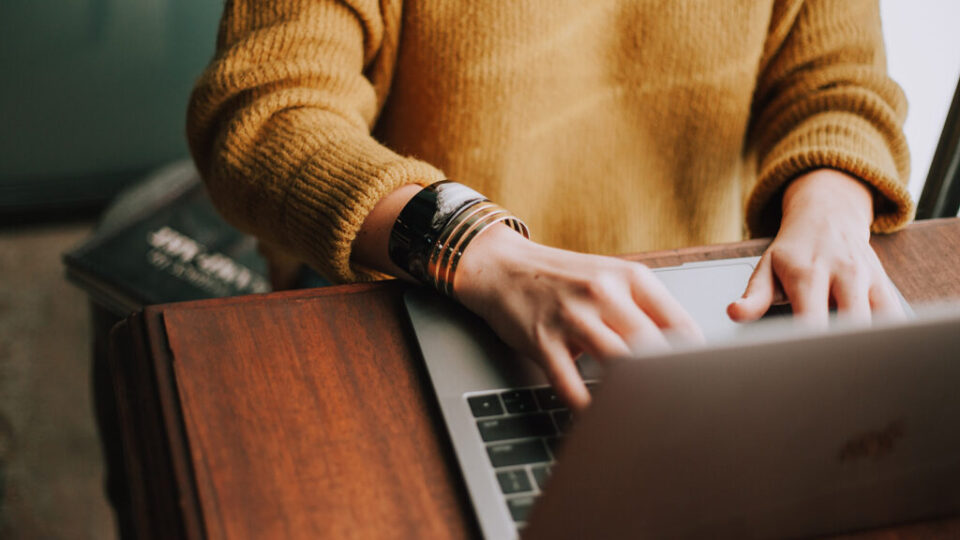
[{"xmin": 454, "ymin": 225, "xmax": 703, "ymax": 410}]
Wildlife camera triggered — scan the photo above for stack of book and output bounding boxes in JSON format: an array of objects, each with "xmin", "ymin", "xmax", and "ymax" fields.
[{"xmin": 63, "ymin": 161, "xmax": 271, "ymax": 316}]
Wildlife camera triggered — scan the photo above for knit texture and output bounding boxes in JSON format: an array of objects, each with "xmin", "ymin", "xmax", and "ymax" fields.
[{"xmin": 187, "ymin": 0, "xmax": 912, "ymax": 283}]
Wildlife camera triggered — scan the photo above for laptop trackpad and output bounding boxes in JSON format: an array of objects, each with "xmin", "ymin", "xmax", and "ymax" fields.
[{"xmin": 654, "ymin": 260, "xmax": 756, "ymax": 342}]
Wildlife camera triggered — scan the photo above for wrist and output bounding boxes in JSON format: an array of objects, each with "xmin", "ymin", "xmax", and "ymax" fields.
[
  {"xmin": 386, "ymin": 180, "xmax": 530, "ymax": 296},
  {"xmin": 782, "ymin": 170, "xmax": 873, "ymax": 231},
  {"xmin": 454, "ymin": 223, "xmax": 532, "ymax": 303},
  {"xmin": 353, "ymin": 183, "xmax": 423, "ymax": 280}
]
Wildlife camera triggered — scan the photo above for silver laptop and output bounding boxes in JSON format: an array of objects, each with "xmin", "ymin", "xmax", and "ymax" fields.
[
  {"xmin": 403, "ymin": 258, "xmax": 954, "ymax": 538},
  {"xmin": 524, "ymin": 305, "xmax": 960, "ymax": 539}
]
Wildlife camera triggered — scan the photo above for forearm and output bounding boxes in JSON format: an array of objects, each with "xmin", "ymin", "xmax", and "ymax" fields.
[
  {"xmin": 745, "ymin": 0, "xmax": 911, "ymax": 238},
  {"xmin": 351, "ymin": 183, "xmax": 423, "ymax": 280},
  {"xmin": 187, "ymin": 1, "xmax": 445, "ymax": 283}
]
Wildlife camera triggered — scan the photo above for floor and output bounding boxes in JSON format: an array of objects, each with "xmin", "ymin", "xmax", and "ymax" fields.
[{"xmin": 0, "ymin": 222, "xmax": 116, "ymax": 539}]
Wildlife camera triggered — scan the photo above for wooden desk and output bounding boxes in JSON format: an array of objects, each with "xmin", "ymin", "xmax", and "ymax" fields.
[{"xmin": 109, "ymin": 218, "xmax": 960, "ymax": 540}]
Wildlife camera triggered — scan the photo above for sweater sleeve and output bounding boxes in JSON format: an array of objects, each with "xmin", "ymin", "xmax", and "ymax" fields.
[
  {"xmin": 186, "ymin": 0, "xmax": 444, "ymax": 283},
  {"xmin": 745, "ymin": 0, "xmax": 913, "ymax": 237}
]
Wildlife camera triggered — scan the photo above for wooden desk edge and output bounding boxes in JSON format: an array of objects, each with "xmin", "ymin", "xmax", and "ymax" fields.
[
  {"xmin": 140, "ymin": 218, "xmax": 958, "ymax": 316},
  {"xmin": 109, "ymin": 311, "xmax": 205, "ymax": 540}
]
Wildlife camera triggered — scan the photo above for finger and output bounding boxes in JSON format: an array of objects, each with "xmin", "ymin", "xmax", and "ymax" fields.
[
  {"xmin": 728, "ymin": 253, "xmax": 775, "ymax": 322},
  {"xmin": 563, "ymin": 310, "xmax": 634, "ymax": 360},
  {"xmin": 869, "ymin": 277, "xmax": 906, "ymax": 320},
  {"xmin": 599, "ymin": 295, "xmax": 673, "ymax": 353},
  {"xmin": 782, "ymin": 266, "xmax": 830, "ymax": 329},
  {"xmin": 831, "ymin": 273, "xmax": 871, "ymax": 324},
  {"xmin": 628, "ymin": 266, "xmax": 703, "ymax": 341},
  {"xmin": 537, "ymin": 333, "xmax": 590, "ymax": 410}
]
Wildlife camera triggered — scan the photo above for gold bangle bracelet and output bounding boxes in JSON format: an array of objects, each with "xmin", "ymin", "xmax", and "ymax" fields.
[
  {"xmin": 443, "ymin": 213, "xmax": 526, "ymax": 297},
  {"xmin": 437, "ymin": 206, "xmax": 509, "ymax": 295},
  {"xmin": 429, "ymin": 202, "xmax": 503, "ymax": 291},
  {"xmin": 417, "ymin": 193, "xmax": 529, "ymax": 297},
  {"xmin": 427, "ymin": 201, "xmax": 498, "ymax": 289}
]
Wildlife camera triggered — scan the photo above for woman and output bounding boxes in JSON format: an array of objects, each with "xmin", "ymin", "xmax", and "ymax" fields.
[{"xmin": 188, "ymin": 0, "xmax": 912, "ymax": 408}]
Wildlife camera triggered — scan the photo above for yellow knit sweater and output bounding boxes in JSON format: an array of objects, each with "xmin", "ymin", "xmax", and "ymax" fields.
[{"xmin": 187, "ymin": 0, "xmax": 912, "ymax": 283}]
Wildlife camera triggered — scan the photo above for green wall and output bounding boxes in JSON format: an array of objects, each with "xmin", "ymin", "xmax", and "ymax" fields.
[{"xmin": 0, "ymin": 0, "xmax": 223, "ymax": 210}]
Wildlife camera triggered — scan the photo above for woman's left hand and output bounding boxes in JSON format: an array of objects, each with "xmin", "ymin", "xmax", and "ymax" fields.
[{"xmin": 727, "ymin": 169, "xmax": 905, "ymax": 327}]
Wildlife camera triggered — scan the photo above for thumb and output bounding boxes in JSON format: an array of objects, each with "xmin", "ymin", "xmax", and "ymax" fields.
[{"xmin": 728, "ymin": 254, "xmax": 775, "ymax": 322}]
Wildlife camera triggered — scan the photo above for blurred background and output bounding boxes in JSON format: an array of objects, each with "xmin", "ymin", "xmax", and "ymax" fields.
[
  {"xmin": 0, "ymin": 1, "xmax": 223, "ymax": 538},
  {"xmin": 0, "ymin": 0, "xmax": 222, "ymax": 219},
  {"xmin": 0, "ymin": 1, "xmax": 958, "ymax": 538}
]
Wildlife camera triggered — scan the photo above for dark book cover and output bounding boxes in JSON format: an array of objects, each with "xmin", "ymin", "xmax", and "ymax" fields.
[{"xmin": 63, "ymin": 162, "xmax": 270, "ymax": 316}]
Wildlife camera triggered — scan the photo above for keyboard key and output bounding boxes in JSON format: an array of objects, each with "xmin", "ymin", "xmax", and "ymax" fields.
[
  {"xmin": 496, "ymin": 469, "xmax": 533, "ymax": 494},
  {"xmin": 533, "ymin": 387, "xmax": 564, "ymax": 410},
  {"xmin": 507, "ymin": 496, "xmax": 536, "ymax": 523},
  {"xmin": 487, "ymin": 440, "xmax": 550, "ymax": 467},
  {"xmin": 477, "ymin": 413, "xmax": 556, "ymax": 442},
  {"xmin": 531, "ymin": 464, "xmax": 551, "ymax": 489},
  {"xmin": 545, "ymin": 436, "xmax": 563, "ymax": 458},
  {"xmin": 467, "ymin": 394, "xmax": 504, "ymax": 417},
  {"xmin": 501, "ymin": 390, "xmax": 538, "ymax": 414},
  {"xmin": 552, "ymin": 409, "xmax": 572, "ymax": 433}
]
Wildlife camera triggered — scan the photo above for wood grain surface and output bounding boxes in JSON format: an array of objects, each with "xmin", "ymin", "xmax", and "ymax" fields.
[
  {"xmin": 115, "ymin": 218, "xmax": 960, "ymax": 539},
  {"xmin": 162, "ymin": 284, "xmax": 476, "ymax": 539}
]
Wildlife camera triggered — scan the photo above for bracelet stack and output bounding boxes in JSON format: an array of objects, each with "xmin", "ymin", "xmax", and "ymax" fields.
[{"xmin": 388, "ymin": 181, "xmax": 529, "ymax": 297}]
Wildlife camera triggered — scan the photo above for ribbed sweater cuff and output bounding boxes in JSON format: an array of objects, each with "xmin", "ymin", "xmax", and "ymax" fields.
[
  {"xmin": 746, "ymin": 111, "xmax": 914, "ymax": 237},
  {"xmin": 284, "ymin": 139, "xmax": 445, "ymax": 283}
]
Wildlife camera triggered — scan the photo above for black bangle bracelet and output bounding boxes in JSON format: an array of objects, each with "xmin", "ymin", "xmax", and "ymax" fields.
[{"xmin": 388, "ymin": 181, "xmax": 486, "ymax": 283}]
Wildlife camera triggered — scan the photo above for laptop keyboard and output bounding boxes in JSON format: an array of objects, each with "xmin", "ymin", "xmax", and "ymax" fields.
[{"xmin": 466, "ymin": 382, "xmax": 597, "ymax": 526}]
